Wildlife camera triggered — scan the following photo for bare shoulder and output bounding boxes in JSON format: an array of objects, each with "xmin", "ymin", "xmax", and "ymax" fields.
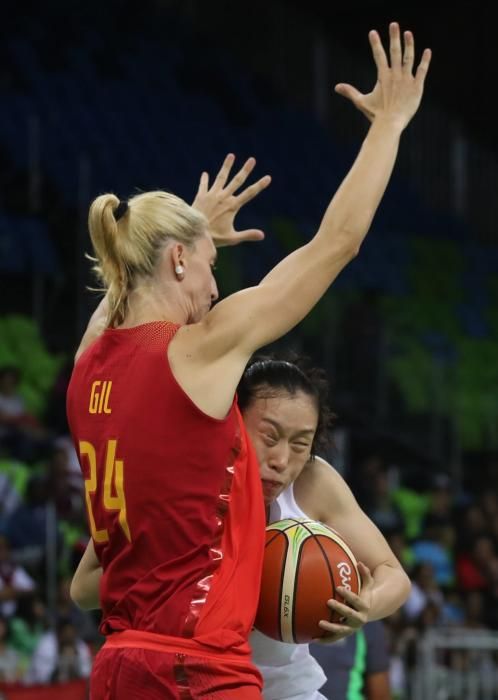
[
  {"xmin": 168, "ymin": 320, "xmax": 250, "ymax": 420},
  {"xmin": 294, "ymin": 456, "xmax": 348, "ymax": 520},
  {"xmin": 75, "ymin": 305, "xmax": 108, "ymax": 363}
]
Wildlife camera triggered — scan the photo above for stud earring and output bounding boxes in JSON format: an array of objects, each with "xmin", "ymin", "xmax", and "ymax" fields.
[{"xmin": 175, "ymin": 265, "xmax": 184, "ymax": 276}]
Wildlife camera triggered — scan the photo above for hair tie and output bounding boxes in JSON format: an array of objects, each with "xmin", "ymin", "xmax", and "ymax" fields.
[{"xmin": 114, "ymin": 201, "xmax": 129, "ymax": 221}]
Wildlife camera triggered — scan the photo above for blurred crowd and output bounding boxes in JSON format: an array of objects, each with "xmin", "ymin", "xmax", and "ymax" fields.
[{"xmin": 0, "ymin": 363, "xmax": 97, "ymax": 689}]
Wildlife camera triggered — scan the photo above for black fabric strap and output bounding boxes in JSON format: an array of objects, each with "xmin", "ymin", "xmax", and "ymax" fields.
[{"xmin": 114, "ymin": 200, "xmax": 129, "ymax": 221}]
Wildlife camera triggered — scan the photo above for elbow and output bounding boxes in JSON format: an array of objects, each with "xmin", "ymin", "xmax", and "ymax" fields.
[
  {"xmin": 69, "ymin": 578, "xmax": 82, "ymax": 607},
  {"xmin": 69, "ymin": 578, "xmax": 89, "ymax": 611},
  {"xmin": 331, "ymin": 229, "xmax": 364, "ymax": 261},
  {"xmin": 400, "ymin": 570, "xmax": 412, "ymax": 606}
]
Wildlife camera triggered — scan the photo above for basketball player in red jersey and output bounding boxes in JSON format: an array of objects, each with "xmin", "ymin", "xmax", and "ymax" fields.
[
  {"xmin": 67, "ymin": 24, "xmax": 430, "ymax": 699},
  {"xmin": 73, "ymin": 356, "xmax": 410, "ymax": 700}
]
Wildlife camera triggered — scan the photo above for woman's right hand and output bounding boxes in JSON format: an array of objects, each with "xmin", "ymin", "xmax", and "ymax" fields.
[
  {"xmin": 335, "ymin": 22, "xmax": 432, "ymax": 131},
  {"xmin": 192, "ymin": 154, "xmax": 271, "ymax": 248}
]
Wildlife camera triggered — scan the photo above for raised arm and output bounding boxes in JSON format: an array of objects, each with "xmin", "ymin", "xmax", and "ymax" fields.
[{"xmin": 186, "ymin": 24, "xmax": 431, "ymax": 362}]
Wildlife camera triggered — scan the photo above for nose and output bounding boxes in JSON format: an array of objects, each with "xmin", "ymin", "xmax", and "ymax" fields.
[{"xmin": 267, "ymin": 442, "xmax": 289, "ymax": 473}]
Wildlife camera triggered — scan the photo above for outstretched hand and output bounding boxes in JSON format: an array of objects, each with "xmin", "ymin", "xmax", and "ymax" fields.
[
  {"xmin": 192, "ymin": 154, "xmax": 271, "ymax": 248},
  {"xmin": 335, "ymin": 22, "xmax": 431, "ymax": 131},
  {"xmin": 313, "ymin": 562, "xmax": 374, "ymax": 645}
]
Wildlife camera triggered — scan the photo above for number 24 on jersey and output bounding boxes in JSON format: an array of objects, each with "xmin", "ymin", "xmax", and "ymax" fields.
[{"xmin": 79, "ymin": 439, "xmax": 131, "ymax": 544}]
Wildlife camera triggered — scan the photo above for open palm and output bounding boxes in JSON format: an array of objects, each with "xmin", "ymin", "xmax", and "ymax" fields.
[
  {"xmin": 335, "ymin": 23, "xmax": 431, "ymax": 130},
  {"xmin": 192, "ymin": 154, "xmax": 271, "ymax": 247}
]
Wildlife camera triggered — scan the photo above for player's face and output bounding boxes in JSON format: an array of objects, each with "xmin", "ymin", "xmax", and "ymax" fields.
[
  {"xmin": 184, "ymin": 234, "xmax": 219, "ymax": 322},
  {"xmin": 243, "ymin": 390, "xmax": 318, "ymax": 505}
]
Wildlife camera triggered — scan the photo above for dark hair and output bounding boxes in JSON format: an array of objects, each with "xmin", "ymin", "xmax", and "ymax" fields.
[{"xmin": 237, "ymin": 354, "xmax": 335, "ymax": 458}]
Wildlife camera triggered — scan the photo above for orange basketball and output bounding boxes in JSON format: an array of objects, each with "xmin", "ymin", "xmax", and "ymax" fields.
[{"xmin": 254, "ymin": 518, "xmax": 361, "ymax": 644}]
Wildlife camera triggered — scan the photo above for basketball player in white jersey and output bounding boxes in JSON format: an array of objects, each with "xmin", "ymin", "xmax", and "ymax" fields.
[
  {"xmin": 71, "ymin": 355, "xmax": 409, "ymax": 698},
  {"xmin": 237, "ymin": 357, "xmax": 409, "ymax": 700}
]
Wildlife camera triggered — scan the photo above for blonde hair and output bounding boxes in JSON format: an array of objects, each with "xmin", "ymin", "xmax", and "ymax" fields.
[{"xmin": 88, "ymin": 191, "xmax": 207, "ymax": 327}]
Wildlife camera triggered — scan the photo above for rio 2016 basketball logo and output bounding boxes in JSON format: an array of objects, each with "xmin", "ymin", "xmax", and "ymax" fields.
[{"xmin": 337, "ymin": 562, "xmax": 352, "ymax": 591}]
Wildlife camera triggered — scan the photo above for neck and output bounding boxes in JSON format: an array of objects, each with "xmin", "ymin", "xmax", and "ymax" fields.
[{"xmin": 122, "ymin": 284, "xmax": 188, "ymax": 327}]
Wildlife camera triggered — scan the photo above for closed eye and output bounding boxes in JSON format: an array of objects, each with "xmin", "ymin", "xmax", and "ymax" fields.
[
  {"xmin": 263, "ymin": 434, "xmax": 278, "ymax": 446},
  {"xmin": 292, "ymin": 443, "xmax": 311, "ymax": 453}
]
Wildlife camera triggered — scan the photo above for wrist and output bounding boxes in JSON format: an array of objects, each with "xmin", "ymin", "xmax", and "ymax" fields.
[{"xmin": 370, "ymin": 114, "xmax": 406, "ymax": 137}]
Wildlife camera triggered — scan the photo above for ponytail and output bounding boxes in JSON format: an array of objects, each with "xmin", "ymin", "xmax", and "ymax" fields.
[
  {"xmin": 87, "ymin": 190, "xmax": 207, "ymax": 327},
  {"xmin": 88, "ymin": 194, "xmax": 132, "ymax": 327}
]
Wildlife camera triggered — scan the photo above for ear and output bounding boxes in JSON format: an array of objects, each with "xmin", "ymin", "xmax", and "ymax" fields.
[{"xmin": 171, "ymin": 243, "xmax": 186, "ymax": 279}]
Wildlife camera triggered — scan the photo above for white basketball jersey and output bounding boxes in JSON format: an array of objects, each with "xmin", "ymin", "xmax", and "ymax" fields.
[{"xmin": 251, "ymin": 485, "xmax": 327, "ymax": 700}]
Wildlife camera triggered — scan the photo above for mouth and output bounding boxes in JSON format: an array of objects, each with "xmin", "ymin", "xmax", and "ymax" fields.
[{"xmin": 261, "ymin": 479, "xmax": 284, "ymax": 496}]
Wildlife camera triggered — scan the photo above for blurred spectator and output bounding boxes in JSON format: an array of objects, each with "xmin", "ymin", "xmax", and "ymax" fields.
[
  {"xmin": 0, "ymin": 535, "xmax": 36, "ymax": 618},
  {"xmin": 462, "ymin": 590, "xmax": 486, "ymax": 630},
  {"xmin": 481, "ymin": 557, "xmax": 498, "ymax": 629},
  {"xmin": 25, "ymin": 617, "xmax": 92, "ymax": 685},
  {"xmin": 9, "ymin": 593, "xmax": 47, "ymax": 663},
  {"xmin": 44, "ymin": 446, "xmax": 83, "ymax": 520},
  {"xmin": 456, "ymin": 504, "xmax": 488, "ymax": 551},
  {"xmin": 54, "ymin": 578, "xmax": 99, "ymax": 644},
  {"xmin": 440, "ymin": 590, "xmax": 465, "ymax": 626},
  {"xmin": 403, "ymin": 562, "xmax": 444, "ymax": 621},
  {"xmin": 52, "ymin": 435, "xmax": 84, "ymax": 491},
  {"xmin": 348, "ymin": 453, "xmax": 385, "ymax": 511},
  {"xmin": 421, "ymin": 473, "xmax": 454, "ymax": 529},
  {"xmin": 311, "ymin": 621, "xmax": 391, "ymax": 700},
  {"xmin": 456, "ymin": 535, "xmax": 496, "ymax": 592},
  {"xmin": 366, "ymin": 469, "xmax": 405, "ymax": 535},
  {"xmin": 0, "ymin": 366, "xmax": 47, "ymax": 462},
  {"xmin": 3, "ymin": 476, "xmax": 49, "ymax": 572},
  {"xmin": 386, "ymin": 530, "xmax": 415, "ymax": 572},
  {"xmin": 0, "ymin": 614, "xmax": 22, "ymax": 683},
  {"xmin": 411, "ymin": 521, "xmax": 455, "ymax": 587}
]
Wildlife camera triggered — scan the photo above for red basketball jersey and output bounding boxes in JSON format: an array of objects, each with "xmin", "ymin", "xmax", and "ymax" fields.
[{"xmin": 66, "ymin": 321, "xmax": 265, "ymax": 656}]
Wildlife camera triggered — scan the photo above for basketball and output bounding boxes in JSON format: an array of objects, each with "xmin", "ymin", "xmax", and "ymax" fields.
[{"xmin": 254, "ymin": 518, "xmax": 361, "ymax": 644}]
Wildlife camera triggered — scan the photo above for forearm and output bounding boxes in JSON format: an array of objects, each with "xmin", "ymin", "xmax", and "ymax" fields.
[
  {"xmin": 70, "ymin": 539, "xmax": 102, "ymax": 610},
  {"xmin": 316, "ymin": 117, "xmax": 403, "ymax": 252},
  {"xmin": 70, "ymin": 566, "xmax": 102, "ymax": 610},
  {"xmin": 368, "ymin": 563, "xmax": 411, "ymax": 620},
  {"xmin": 258, "ymin": 118, "xmax": 403, "ymax": 296}
]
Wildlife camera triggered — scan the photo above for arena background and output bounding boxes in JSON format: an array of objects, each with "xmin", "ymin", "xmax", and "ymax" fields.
[{"xmin": 0, "ymin": 1, "xmax": 497, "ymax": 698}]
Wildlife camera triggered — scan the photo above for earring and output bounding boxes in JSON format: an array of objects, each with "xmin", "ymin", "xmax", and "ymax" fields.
[{"xmin": 175, "ymin": 265, "xmax": 184, "ymax": 276}]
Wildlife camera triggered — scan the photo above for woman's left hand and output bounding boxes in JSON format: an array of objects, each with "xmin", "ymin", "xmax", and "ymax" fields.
[
  {"xmin": 313, "ymin": 562, "xmax": 374, "ymax": 645},
  {"xmin": 192, "ymin": 153, "xmax": 271, "ymax": 247}
]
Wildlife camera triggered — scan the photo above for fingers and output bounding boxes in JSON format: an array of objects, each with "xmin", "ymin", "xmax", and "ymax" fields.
[
  {"xmin": 402, "ymin": 30, "xmax": 415, "ymax": 74},
  {"xmin": 357, "ymin": 561, "xmax": 374, "ymax": 589},
  {"xmin": 336, "ymin": 587, "xmax": 370, "ymax": 615},
  {"xmin": 225, "ymin": 157, "xmax": 257, "ymax": 196},
  {"xmin": 326, "ymin": 598, "xmax": 365, "ymax": 626},
  {"xmin": 334, "ymin": 83, "xmax": 364, "ymax": 104},
  {"xmin": 389, "ymin": 22, "xmax": 402, "ymax": 73},
  {"xmin": 239, "ymin": 229, "xmax": 265, "ymax": 242},
  {"xmin": 198, "ymin": 171, "xmax": 209, "ymax": 194},
  {"xmin": 235, "ymin": 175, "xmax": 272, "ymax": 207},
  {"xmin": 213, "ymin": 153, "xmax": 236, "ymax": 189},
  {"xmin": 318, "ymin": 620, "xmax": 355, "ymax": 636},
  {"xmin": 229, "ymin": 229, "xmax": 265, "ymax": 246},
  {"xmin": 368, "ymin": 29, "xmax": 388, "ymax": 73},
  {"xmin": 415, "ymin": 48, "xmax": 432, "ymax": 87}
]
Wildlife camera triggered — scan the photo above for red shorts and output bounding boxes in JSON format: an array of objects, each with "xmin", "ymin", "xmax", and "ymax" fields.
[{"xmin": 90, "ymin": 635, "xmax": 262, "ymax": 699}]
